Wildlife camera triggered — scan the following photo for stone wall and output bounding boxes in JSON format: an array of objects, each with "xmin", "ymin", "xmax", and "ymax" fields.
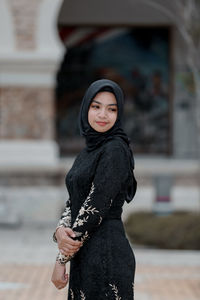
[
  {"xmin": 0, "ymin": 0, "xmax": 63, "ymax": 166},
  {"xmin": 0, "ymin": 87, "xmax": 55, "ymax": 140},
  {"xmin": 8, "ymin": 0, "xmax": 40, "ymax": 50}
]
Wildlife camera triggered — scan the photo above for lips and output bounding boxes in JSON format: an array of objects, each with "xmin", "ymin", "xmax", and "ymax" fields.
[{"xmin": 96, "ymin": 121, "xmax": 108, "ymax": 126}]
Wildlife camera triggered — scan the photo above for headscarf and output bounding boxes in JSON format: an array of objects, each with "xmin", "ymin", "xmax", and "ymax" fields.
[{"xmin": 79, "ymin": 79, "xmax": 137, "ymax": 202}]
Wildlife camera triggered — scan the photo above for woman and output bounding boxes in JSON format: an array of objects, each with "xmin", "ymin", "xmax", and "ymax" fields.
[{"xmin": 51, "ymin": 79, "xmax": 137, "ymax": 299}]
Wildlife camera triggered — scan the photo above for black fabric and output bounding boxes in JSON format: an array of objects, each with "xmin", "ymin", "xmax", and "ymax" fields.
[
  {"xmin": 79, "ymin": 79, "xmax": 128, "ymax": 151},
  {"xmin": 55, "ymin": 79, "xmax": 137, "ymax": 299},
  {"xmin": 64, "ymin": 138, "xmax": 136, "ymax": 299},
  {"xmin": 78, "ymin": 79, "xmax": 137, "ymax": 202}
]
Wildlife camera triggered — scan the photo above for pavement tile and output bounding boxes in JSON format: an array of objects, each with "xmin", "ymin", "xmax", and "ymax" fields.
[
  {"xmin": 0, "ymin": 263, "xmax": 199, "ymax": 300},
  {"xmin": 0, "ymin": 226, "xmax": 200, "ymax": 299},
  {"xmin": 0, "ymin": 264, "xmax": 67, "ymax": 300},
  {"xmin": 135, "ymin": 264, "xmax": 200, "ymax": 300}
]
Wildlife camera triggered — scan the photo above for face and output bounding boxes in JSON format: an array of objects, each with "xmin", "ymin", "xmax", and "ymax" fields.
[{"xmin": 88, "ymin": 91, "xmax": 118, "ymax": 133}]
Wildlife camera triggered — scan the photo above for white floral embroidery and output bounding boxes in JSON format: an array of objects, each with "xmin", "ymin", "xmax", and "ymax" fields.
[
  {"xmin": 55, "ymin": 183, "xmax": 103, "ymax": 265},
  {"xmin": 70, "ymin": 288, "xmax": 74, "ymax": 299},
  {"xmin": 73, "ymin": 231, "xmax": 82, "ymax": 238},
  {"xmin": 80, "ymin": 290, "xmax": 86, "ymax": 299},
  {"xmin": 74, "ymin": 231, "xmax": 89, "ymax": 243},
  {"xmin": 109, "ymin": 283, "xmax": 121, "ymax": 300},
  {"xmin": 56, "ymin": 252, "xmax": 72, "ymax": 265},
  {"xmin": 53, "ymin": 198, "xmax": 72, "ymax": 243},
  {"xmin": 132, "ymin": 282, "xmax": 134, "ymax": 299},
  {"xmin": 57, "ymin": 198, "xmax": 71, "ymax": 228},
  {"xmin": 83, "ymin": 205, "xmax": 99, "ymax": 215},
  {"xmin": 98, "ymin": 216, "xmax": 103, "ymax": 225},
  {"xmin": 73, "ymin": 183, "xmax": 98, "ymax": 229},
  {"xmin": 58, "ymin": 209, "xmax": 71, "ymax": 226},
  {"xmin": 79, "ymin": 206, "xmax": 85, "ymax": 216},
  {"xmin": 80, "ymin": 231, "xmax": 89, "ymax": 242}
]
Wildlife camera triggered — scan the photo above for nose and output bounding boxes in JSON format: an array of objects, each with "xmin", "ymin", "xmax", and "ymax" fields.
[{"xmin": 98, "ymin": 108, "xmax": 107, "ymax": 118}]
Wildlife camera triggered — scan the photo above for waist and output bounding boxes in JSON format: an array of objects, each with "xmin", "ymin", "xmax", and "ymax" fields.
[
  {"xmin": 104, "ymin": 215, "xmax": 121, "ymax": 221},
  {"xmin": 100, "ymin": 217, "xmax": 126, "ymax": 236},
  {"xmin": 105, "ymin": 206, "xmax": 122, "ymax": 220}
]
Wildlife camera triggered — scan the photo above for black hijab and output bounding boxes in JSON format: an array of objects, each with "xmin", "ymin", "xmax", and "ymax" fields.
[{"xmin": 79, "ymin": 79, "xmax": 137, "ymax": 202}]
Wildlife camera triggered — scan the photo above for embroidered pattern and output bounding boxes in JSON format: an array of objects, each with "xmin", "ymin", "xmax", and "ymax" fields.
[
  {"xmin": 73, "ymin": 183, "xmax": 98, "ymax": 229},
  {"xmin": 55, "ymin": 183, "xmax": 114, "ymax": 265},
  {"xmin": 70, "ymin": 288, "xmax": 74, "ymax": 300},
  {"xmin": 80, "ymin": 231, "xmax": 89, "ymax": 243},
  {"xmin": 57, "ymin": 198, "xmax": 71, "ymax": 228},
  {"xmin": 109, "ymin": 283, "xmax": 122, "ymax": 300},
  {"xmin": 53, "ymin": 198, "xmax": 72, "ymax": 243},
  {"xmin": 55, "ymin": 184, "xmax": 97, "ymax": 265},
  {"xmin": 56, "ymin": 252, "xmax": 71, "ymax": 265},
  {"xmin": 80, "ymin": 290, "xmax": 86, "ymax": 300},
  {"xmin": 132, "ymin": 282, "xmax": 134, "ymax": 299},
  {"xmin": 98, "ymin": 216, "xmax": 103, "ymax": 225}
]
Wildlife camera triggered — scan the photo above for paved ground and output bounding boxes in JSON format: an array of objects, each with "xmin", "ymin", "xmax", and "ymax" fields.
[{"xmin": 0, "ymin": 224, "xmax": 200, "ymax": 300}]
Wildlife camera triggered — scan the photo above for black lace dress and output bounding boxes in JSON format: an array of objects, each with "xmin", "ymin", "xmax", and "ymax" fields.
[{"xmin": 56, "ymin": 138, "xmax": 137, "ymax": 300}]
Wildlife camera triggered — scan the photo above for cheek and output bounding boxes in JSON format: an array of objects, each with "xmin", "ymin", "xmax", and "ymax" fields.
[
  {"xmin": 88, "ymin": 110, "xmax": 95, "ymax": 126},
  {"xmin": 111, "ymin": 112, "xmax": 118, "ymax": 125}
]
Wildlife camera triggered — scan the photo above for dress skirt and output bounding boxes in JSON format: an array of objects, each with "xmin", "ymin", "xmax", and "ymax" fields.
[{"xmin": 68, "ymin": 219, "xmax": 135, "ymax": 300}]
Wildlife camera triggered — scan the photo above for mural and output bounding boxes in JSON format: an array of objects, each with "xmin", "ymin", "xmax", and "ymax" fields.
[{"xmin": 56, "ymin": 27, "xmax": 170, "ymax": 154}]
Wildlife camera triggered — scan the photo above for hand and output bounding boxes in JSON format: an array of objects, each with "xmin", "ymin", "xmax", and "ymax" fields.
[
  {"xmin": 56, "ymin": 227, "xmax": 82, "ymax": 256},
  {"xmin": 51, "ymin": 261, "xmax": 68, "ymax": 290}
]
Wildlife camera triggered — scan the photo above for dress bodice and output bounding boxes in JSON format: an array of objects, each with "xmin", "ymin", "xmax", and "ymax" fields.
[{"xmin": 55, "ymin": 138, "xmax": 137, "ymax": 265}]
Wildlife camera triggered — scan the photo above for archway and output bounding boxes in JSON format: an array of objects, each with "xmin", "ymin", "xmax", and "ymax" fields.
[{"xmin": 55, "ymin": 26, "xmax": 171, "ymax": 155}]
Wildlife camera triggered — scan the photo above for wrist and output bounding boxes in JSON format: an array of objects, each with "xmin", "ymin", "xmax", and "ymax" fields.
[
  {"xmin": 56, "ymin": 252, "xmax": 70, "ymax": 265},
  {"xmin": 55, "ymin": 259, "xmax": 65, "ymax": 267},
  {"xmin": 56, "ymin": 225, "xmax": 64, "ymax": 233},
  {"xmin": 55, "ymin": 225, "xmax": 64, "ymax": 239}
]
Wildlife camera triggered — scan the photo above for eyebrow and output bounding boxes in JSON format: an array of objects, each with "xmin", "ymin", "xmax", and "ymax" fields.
[{"xmin": 92, "ymin": 100, "xmax": 117, "ymax": 106}]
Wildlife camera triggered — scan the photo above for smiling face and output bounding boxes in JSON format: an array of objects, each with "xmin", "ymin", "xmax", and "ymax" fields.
[{"xmin": 88, "ymin": 91, "xmax": 118, "ymax": 133}]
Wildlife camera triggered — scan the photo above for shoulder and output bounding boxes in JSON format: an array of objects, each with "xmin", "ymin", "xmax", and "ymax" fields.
[
  {"xmin": 103, "ymin": 137, "xmax": 128, "ymax": 151},
  {"xmin": 101, "ymin": 138, "xmax": 130, "ymax": 160}
]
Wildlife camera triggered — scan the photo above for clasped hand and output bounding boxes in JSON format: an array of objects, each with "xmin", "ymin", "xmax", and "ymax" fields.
[
  {"xmin": 51, "ymin": 227, "xmax": 82, "ymax": 290},
  {"xmin": 56, "ymin": 226, "xmax": 82, "ymax": 256}
]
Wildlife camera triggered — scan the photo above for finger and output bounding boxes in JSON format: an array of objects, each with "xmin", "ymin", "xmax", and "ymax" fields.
[
  {"xmin": 57, "ymin": 285, "xmax": 65, "ymax": 290},
  {"xmin": 59, "ymin": 242, "xmax": 81, "ymax": 252},
  {"xmin": 60, "ymin": 245, "xmax": 81, "ymax": 253},
  {"xmin": 62, "ymin": 242, "xmax": 81, "ymax": 251},
  {"xmin": 64, "ymin": 227, "xmax": 76, "ymax": 238},
  {"xmin": 60, "ymin": 249, "xmax": 77, "ymax": 256},
  {"xmin": 59, "ymin": 248, "xmax": 76, "ymax": 256},
  {"xmin": 56, "ymin": 279, "xmax": 67, "ymax": 286},
  {"xmin": 64, "ymin": 236, "xmax": 82, "ymax": 246},
  {"xmin": 57, "ymin": 279, "xmax": 68, "ymax": 289},
  {"xmin": 59, "ymin": 235, "xmax": 81, "ymax": 247},
  {"xmin": 59, "ymin": 245, "xmax": 77, "ymax": 253}
]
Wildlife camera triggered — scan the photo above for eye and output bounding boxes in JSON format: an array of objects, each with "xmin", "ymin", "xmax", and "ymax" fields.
[
  {"xmin": 91, "ymin": 104, "xmax": 100, "ymax": 109},
  {"xmin": 108, "ymin": 107, "xmax": 117, "ymax": 112}
]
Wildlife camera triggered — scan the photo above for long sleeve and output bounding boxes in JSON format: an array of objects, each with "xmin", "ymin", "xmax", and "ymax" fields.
[
  {"xmin": 53, "ymin": 197, "xmax": 71, "ymax": 242},
  {"xmin": 72, "ymin": 144, "xmax": 131, "ymax": 235},
  {"xmin": 56, "ymin": 143, "xmax": 133, "ymax": 264}
]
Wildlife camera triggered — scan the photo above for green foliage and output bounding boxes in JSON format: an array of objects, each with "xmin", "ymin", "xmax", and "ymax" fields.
[{"xmin": 124, "ymin": 211, "xmax": 200, "ymax": 250}]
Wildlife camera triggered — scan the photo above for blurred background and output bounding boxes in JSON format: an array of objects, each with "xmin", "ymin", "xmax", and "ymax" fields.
[{"xmin": 0, "ymin": 0, "xmax": 199, "ymax": 299}]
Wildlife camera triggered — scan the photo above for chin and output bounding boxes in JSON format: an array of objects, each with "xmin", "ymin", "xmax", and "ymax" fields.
[{"xmin": 94, "ymin": 127, "xmax": 109, "ymax": 133}]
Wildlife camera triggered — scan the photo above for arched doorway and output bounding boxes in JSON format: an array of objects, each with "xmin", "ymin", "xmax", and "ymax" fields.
[{"xmin": 55, "ymin": 26, "xmax": 171, "ymax": 156}]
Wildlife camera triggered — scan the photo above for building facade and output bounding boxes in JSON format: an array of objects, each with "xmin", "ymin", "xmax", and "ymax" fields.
[{"xmin": 0, "ymin": 0, "xmax": 199, "ymax": 224}]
